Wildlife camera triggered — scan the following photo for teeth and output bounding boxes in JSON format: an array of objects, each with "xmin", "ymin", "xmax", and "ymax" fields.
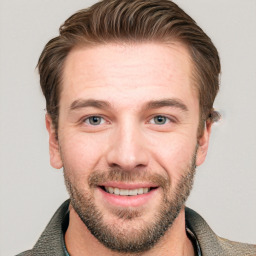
[
  {"xmin": 105, "ymin": 187, "xmax": 150, "ymax": 196},
  {"xmin": 138, "ymin": 188, "xmax": 143, "ymax": 195},
  {"xmin": 114, "ymin": 188, "xmax": 119, "ymax": 195},
  {"xmin": 143, "ymin": 188, "xmax": 148, "ymax": 193},
  {"xmin": 108, "ymin": 187, "xmax": 114, "ymax": 194},
  {"xmin": 120, "ymin": 189, "xmax": 128, "ymax": 196}
]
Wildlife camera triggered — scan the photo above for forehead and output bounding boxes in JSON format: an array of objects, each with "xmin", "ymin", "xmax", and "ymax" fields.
[{"xmin": 61, "ymin": 42, "xmax": 198, "ymax": 109}]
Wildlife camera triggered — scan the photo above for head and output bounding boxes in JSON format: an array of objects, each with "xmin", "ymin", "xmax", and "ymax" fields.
[
  {"xmin": 39, "ymin": 0, "xmax": 221, "ymax": 254},
  {"xmin": 39, "ymin": 0, "xmax": 220, "ymax": 138}
]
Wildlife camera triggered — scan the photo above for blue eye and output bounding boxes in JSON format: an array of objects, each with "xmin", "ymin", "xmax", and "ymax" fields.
[
  {"xmin": 85, "ymin": 116, "xmax": 105, "ymax": 125},
  {"xmin": 149, "ymin": 115, "xmax": 169, "ymax": 125}
]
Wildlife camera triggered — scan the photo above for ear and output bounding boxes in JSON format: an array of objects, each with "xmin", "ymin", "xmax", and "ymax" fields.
[
  {"xmin": 45, "ymin": 114, "xmax": 63, "ymax": 169},
  {"xmin": 196, "ymin": 120, "xmax": 212, "ymax": 166}
]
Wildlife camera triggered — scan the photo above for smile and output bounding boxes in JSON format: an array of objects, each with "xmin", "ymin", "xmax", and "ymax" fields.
[
  {"xmin": 97, "ymin": 184, "xmax": 159, "ymax": 207},
  {"xmin": 104, "ymin": 187, "xmax": 151, "ymax": 196}
]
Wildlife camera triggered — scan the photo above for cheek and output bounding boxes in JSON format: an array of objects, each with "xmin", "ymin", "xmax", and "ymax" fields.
[
  {"xmin": 59, "ymin": 132, "xmax": 105, "ymax": 175},
  {"xmin": 149, "ymin": 133, "xmax": 197, "ymax": 182}
]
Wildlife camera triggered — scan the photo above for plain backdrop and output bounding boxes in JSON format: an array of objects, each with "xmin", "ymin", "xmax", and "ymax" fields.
[{"xmin": 0, "ymin": 0, "xmax": 255, "ymax": 255}]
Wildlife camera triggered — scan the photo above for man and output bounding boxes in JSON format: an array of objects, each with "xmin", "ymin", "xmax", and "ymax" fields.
[{"xmin": 18, "ymin": 0, "xmax": 255, "ymax": 255}]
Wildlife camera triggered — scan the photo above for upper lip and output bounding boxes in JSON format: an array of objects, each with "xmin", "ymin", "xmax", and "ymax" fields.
[{"xmin": 98, "ymin": 182, "xmax": 158, "ymax": 190}]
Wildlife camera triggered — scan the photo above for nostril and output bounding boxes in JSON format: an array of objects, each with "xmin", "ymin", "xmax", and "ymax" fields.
[
  {"xmin": 106, "ymin": 144, "xmax": 149, "ymax": 170},
  {"xmin": 109, "ymin": 163, "xmax": 120, "ymax": 168}
]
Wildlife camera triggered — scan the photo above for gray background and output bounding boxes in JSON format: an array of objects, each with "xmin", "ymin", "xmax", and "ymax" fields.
[{"xmin": 0, "ymin": 0, "xmax": 255, "ymax": 255}]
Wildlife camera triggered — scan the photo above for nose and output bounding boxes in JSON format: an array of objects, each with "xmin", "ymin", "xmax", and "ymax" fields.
[{"xmin": 106, "ymin": 122, "xmax": 149, "ymax": 170}]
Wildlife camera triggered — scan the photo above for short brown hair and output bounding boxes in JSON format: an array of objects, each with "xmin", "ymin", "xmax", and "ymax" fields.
[{"xmin": 38, "ymin": 0, "xmax": 221, "ymax": 136}]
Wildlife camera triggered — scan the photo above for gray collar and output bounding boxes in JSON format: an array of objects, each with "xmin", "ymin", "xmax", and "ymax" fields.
[{"xmin": 186, "ymin": 226, "xmax": 202, "ymax": 256}]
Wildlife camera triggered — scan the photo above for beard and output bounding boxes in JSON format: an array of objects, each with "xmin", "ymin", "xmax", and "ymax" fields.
[{"xmin": 63, "ymin": 150, "xmax": 197, "ymax": 254}]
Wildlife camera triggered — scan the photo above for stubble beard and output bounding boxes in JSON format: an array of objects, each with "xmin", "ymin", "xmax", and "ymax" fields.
[{"xmin": 63, "ymin": 151, "xmax": 197, "ymax": 254}]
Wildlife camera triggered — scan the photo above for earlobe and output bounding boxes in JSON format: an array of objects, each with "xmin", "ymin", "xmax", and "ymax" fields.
[
  {"xmin": 45, "ymin": 114, "xmax": 63, "ymax": 169},
  {"xmin": 196, "ymin": 121, "xmax": 212, "ymax": 166}
]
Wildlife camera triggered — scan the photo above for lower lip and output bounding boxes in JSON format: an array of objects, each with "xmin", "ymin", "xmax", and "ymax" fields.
[{"xmin": 98, "ymin": 187, "xmax": 159, "ymax": 208}]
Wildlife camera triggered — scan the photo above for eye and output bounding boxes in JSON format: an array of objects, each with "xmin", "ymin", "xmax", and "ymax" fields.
[
  {"xmin": 84, "ymin": 116, "xmax": 105, "ymax": 125},
  {"xmin": 149, "ymin": 115, "xmax": 170, "ymax": 125}
]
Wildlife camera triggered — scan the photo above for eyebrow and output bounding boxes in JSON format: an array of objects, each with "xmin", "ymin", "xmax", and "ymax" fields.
[
  {"xmin": 69, "ymin": 99, "xmax": 111, "ymax": 111},
  {"xmin": 145, "ymin": 98, "xmax": 188, "ymax": 112},
  {"xmin": 69, "ymin": 98, "xmax": 188, "ymax": 112}
]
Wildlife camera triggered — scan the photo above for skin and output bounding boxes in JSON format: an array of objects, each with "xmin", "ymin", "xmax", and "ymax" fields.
[{"xmin": 46, "ymin": 42, "xmax": 212, "ymax": 256}]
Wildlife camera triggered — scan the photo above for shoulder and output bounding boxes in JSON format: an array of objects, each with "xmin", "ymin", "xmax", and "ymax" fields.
[
  {"xmin": 16, "ymin": 200, "xmax": 70, "ymax": 256},
  {"xmin": 16, "ymin": 250, "xmax": 32, "ymax": 256},
  {"xmin": 217, "ymin": 237, "xmax": 256, "ymax": 256},
  {"xmin": 185, "ymin": 207, "xmax": 256, "ymax": 256}
]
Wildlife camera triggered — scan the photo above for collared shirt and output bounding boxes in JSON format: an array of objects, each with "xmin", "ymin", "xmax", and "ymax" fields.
[{"xmin": 186, "ymin": 227, "xmax": 202, "ymax": 256}]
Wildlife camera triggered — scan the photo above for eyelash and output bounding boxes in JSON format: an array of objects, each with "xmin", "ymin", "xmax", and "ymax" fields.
[
  {"xmin": 148, "ymin": 115, "xmax": 173, "ymax": 125},
  {"xmin": 83, "ymin": 115, "xmax": 107, "ymax": 126},
  {"xmin": 81, "ymin": 114, "xmax": 176, "ymax": 127}
]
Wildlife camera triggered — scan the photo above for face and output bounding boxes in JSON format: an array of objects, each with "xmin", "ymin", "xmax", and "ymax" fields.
[{"xmin": 46, "ymin": 43, "xmax": 211, "ymax": 253}]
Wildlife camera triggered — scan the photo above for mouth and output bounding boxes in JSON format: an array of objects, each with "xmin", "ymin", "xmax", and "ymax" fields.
[
  {"xmin": 100, "ymin": 186, "xmax": 157, "ymax": 196},
  {"xmin": 97, "ymin": 184, "xmax": 159, "ymax": 207}
]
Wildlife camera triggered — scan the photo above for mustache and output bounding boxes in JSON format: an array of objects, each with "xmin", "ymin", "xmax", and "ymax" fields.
[{"xmin": 88, "ymin": 168, "xmax": 170, "ymax": 189}]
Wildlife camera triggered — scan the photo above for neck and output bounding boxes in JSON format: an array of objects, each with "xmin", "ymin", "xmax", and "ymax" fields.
[{"xmin": 65, "ymin": 206, "xmax": 195, "ymax": 256}]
